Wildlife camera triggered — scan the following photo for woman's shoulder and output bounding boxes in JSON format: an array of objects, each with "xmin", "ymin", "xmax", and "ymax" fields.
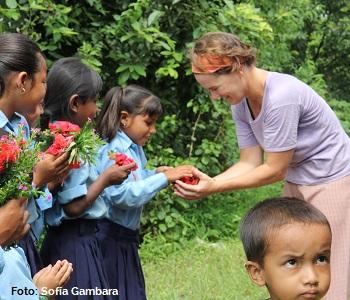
[{"xmin": 265, "ymin": 72, "xmax": 307, "ymax": 108}]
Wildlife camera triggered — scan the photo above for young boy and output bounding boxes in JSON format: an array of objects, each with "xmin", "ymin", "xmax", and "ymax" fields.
[{"xmin": 240, "ymin": 197, "xmax": 331, "ymax": 300}]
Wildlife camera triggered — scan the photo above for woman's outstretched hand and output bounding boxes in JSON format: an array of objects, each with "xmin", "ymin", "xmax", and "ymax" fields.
[{"xmin": 174, "ymin": 168, "xmax": 215, "ymax": 200}]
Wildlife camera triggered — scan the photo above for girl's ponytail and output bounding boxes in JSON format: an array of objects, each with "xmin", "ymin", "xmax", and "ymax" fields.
[
  {"xmin": 96, "ymin": 87, "xmax": 123, "ymax": 142},
  {"xmin": 96, "ymin": 84, "xmax": 163, "ymax": 142}
]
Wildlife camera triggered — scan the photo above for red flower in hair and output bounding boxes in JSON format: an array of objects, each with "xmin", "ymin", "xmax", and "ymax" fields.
[
  {"xmin": 180, "ymin": 176, "xmax": 200, "ymax": 185},
  {"xmin": 109, "ymin": 152, "xmax": 138, "ymax": 171}
]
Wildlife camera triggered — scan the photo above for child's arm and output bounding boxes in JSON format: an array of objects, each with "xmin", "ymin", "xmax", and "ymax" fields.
[
  {"xmin": 105, "ymin": 165, "xmax": 194, "ymax": 209},
  {"xmin": 63, "ymin": 163, "xmax": 135, "ymax": 217},
  {"xmin": 0, "ymin": 198, "xmax": 30, "ymax": 246},
  {"xmin": 156, "ymin": 166, "xmax": 174, "ymax": 173},
  {"xmin": 33, "ymin": 260, "xmax": 73, "ymax": 297}
]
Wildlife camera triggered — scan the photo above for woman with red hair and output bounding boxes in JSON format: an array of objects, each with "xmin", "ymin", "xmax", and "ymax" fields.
[{"xmin": 175, "ymin": 31, "xmax": 350, "ymax": 300}]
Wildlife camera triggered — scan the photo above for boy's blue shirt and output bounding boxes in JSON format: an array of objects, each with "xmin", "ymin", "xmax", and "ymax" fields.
[{"xmin": 97, "ymin": 130, "xmax": 168, "ymax": 230}]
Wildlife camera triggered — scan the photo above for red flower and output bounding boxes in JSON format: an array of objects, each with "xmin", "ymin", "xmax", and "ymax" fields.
[
  {"xmin": 109, "ymin": 152, "xmax": 138, "ymax": 171},
  {"xmin": 46, "ymin": 134, "xmax": 74, "ymax": 155},
  {"xmin": 69, "ymin": 161, "xmax": 81, "ymax": 169},
  {"xmin": 0, "ymin": 136, "xmax": 21, "ymax": 172},
  {"xmin": 49, "ymin": 121, "xmax": 80, "ymax": 136},
  {"xmin": 180, "ymin": 176, "xmax": 200, "ymax": 185}
]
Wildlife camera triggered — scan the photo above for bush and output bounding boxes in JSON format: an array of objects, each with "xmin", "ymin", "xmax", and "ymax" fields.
[{"xmin": 1, "ymin": 0, "xmax": 348, "ymax": 244}]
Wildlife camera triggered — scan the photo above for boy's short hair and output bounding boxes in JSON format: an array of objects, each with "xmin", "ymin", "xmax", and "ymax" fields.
[{"xmin": 239, "ymin": 197, "xmax": 331, "ymax": 266}]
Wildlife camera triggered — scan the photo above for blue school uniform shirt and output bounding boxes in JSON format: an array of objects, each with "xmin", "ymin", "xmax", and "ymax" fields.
[
  {"xmin": 0, "ymin": 247, "xmax": 39, "ymax": 299},
  {"xmin": 0, "ymin": 110, "xmax": 52, "ymax": 241},
  {"xmin": 45, "ymin": 161, "xmax": 108, "ymax": 226},
  {"xmin": 97, "ymin": 130, "xmax": 168, "ymax": 230}
]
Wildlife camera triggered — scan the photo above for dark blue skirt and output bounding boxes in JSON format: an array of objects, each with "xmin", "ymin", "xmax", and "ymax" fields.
[
  {"xmin": 18, "ymin": 231, "xmax": 43, "ymax": 277},
  {"xmin": 40, "ymin": 219, "xmax": 113, "ymax": 300},
  {"xmin": 96, "ymin": 219, "xmax": 146, "ymax": 300}
]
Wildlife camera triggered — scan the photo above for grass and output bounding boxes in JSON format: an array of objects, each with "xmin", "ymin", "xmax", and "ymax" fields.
[
  {"xmin": 141, "ymin": 238, "xmax": 269, "ymax": 300},
  {"xmin": 140, "ymin": 183, "xmax": 282, "ymax": 299}
]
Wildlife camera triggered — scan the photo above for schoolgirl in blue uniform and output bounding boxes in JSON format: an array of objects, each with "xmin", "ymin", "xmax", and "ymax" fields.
[
  {"xmin": 0, "ymin": 32, "xmax": 72, "ymax": 300},
  {"xmin": 40, "ymin": 57, "xmax": 134, "ymax": 299},
  {"xmin": 95, "ymin": 85, "xmax": 193, "ymax": 300},
  {"xmin": 18, "ymin": 102, "xmax": 60, "ymax": 277},
  {"xmin": 0, "ymin": 33, "xmax": 69, "ymax": 279}
]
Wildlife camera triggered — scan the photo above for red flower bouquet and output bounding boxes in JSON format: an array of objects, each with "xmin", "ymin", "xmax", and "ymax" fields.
[
  {"xmin": 0, "ymin": 136, "xmax": 21, "ymax": 172},
  {"xmin": 180, "ymin": 176, "xmax": 200, "ymax": 185},
  {"xmin": 41, "ymin": 120, "xmax": 104, "ymax": 169},
  {"xmin": 109, "ymin": 152, "xmax": 138, "ymax": 171},
  {"xmin": 48, "ymin": 121, "xmax": 80, "ymax": 135},
  {"xmin": 46, "ymin": 134, "xmax": 74, "ymax": 156},
  {"xmin": 0, "ymin": 128, "xmax": 43, "ymax": 206}
]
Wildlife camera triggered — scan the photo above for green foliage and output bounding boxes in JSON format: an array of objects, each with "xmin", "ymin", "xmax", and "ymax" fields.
[
  {"xmin": 1, "ymin": 0, "xmax": 349, "ymax": 244},
  {"xmin": 67, "ymin": 121, "xmax": 105, "ymax": 166},
  {"xmin": 328, "ymin": 99, "xmax": 350, "ymax": 135}
]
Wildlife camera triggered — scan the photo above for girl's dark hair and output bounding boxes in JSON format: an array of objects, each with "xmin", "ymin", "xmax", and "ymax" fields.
[
  {"xmin": 0, "ymin": 33, "xmax": 43, "ymax": 97},
  {"xmin": 96, "ymin": 84, "xmax": 163, "ymax": 142},
  {"xmin": 41, "ymin": 57, "xmax": 102, "ymax": 129},
  {"xmin": 239, "ymin": 197, "xmax": 331, "ymax": 266}
]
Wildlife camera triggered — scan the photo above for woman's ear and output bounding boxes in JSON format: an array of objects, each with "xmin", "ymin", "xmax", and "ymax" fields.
[
  {"xmin": 237, "ymin": 63, "xmax": 245, "ymax": 76},
  {"xmin": 15, "ymin": 71, "xmax": 29, "ymax": 93},
  {"xmin": 68, "ymin": 94, "xmax": 80, "ymax": 113},
  {"xmin": 245, "ymin": 261, "xmax": 266, "ymax": 286},
  {"xmin": 120, "ymin": 110, "xmax": 129, "ymax": 128}
]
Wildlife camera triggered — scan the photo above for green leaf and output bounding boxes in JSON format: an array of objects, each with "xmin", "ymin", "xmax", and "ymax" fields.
[
  {"xmin": 117, "ymin": 72, "xmax": 129, "ymax": 86},
  {"xmin": 0, "ymin": 8, "xmax": 20, "ymax": 20},
  {"xmin": 157, "ymin": 211, "xmax": 166, "ymax": 220},
  {"xmin": 116, "ymin": 64, "xmax": 130, "ymax": 73},
  {"xmin": 159, "ymin": 224, "xmax": 167, "ymax": 233},
  {"xmin": 5, "ymin": 0, "xmax": 17, "ymax": 9},
  {"xmin": 158, "ymin": 41, "xmax": 171, "ymax": 51},
  {"xmin": 148, "ymin": 10, "xmax": 164, "ymax": 26},
  {"xmin": 131, "ymin": 21, "xmax": 141, "ymax": 31},
  {"xmin": 134, "ymin": 65, "xmax": 146, "ymax": 76}
]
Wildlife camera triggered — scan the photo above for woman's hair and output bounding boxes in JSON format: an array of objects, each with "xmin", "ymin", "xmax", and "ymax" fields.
[
  {"xmin": 96, "ymin": 84, "xmax": 163, "ymax": 142},
  {"xmin": 239, "ymin": 197, "xmax": 331, "ymax": 266},
  {"xmin": 41, "ymin": 57, "xmax": 102, "ymax": 128},
  {"xmin": 190, "ymin": 32, "xmax": 256, "ymax": 74},
  {"xmin": 0, "ymin": 33, "xmax": 43, "ymax": 97}
]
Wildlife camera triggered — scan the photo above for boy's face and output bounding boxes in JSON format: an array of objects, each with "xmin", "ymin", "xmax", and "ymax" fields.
[{"xmin": 247, "ymin": 223, "xmax": 331, "ymax": 300}]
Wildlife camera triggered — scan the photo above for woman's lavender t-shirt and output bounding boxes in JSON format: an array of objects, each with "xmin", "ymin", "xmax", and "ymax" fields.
[{"xmin": 232, "ymin": 72, "xmax": 350, "ymax": 185}]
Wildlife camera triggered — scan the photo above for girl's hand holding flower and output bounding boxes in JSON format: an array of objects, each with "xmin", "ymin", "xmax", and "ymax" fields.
[
  {"xmin": 163, "ymin": 165, "xmax": 195, "ymax": 182},
  {"xmin": 109, "ymin": 152, "xmax": 138, "ymax": 171},
  {"xmin": 102, "ymin": 163, "xmax": 136, "ymax": 187},
  {"xmin": 156, "ymin": 166, "xmax": 174, "ymax": 173},
  {"xmin": 32, "ymin": 152, "xmax": 70, "ymax": 188}
]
